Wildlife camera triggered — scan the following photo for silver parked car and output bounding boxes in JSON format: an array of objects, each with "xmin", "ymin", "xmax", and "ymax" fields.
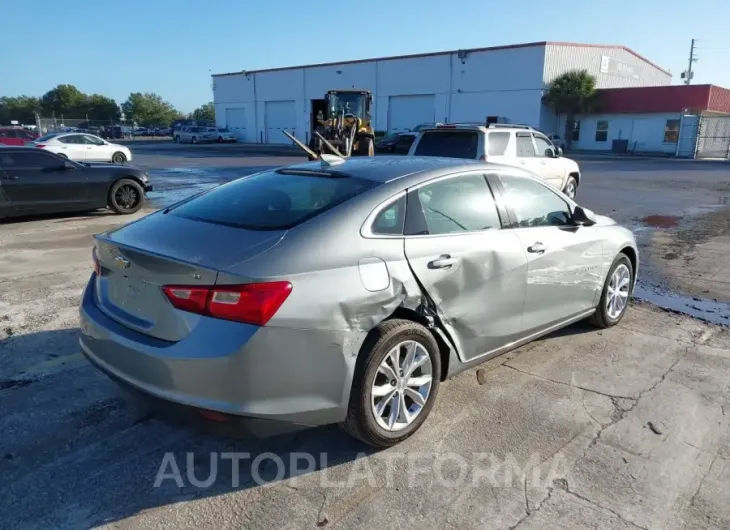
[{"xmin": 79, "ymin": 157, "xmax": 638, "ymax": 447}]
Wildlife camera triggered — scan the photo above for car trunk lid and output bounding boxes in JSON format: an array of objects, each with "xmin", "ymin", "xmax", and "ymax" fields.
[{"xmin": 93, "ymin": 213, "xmax": 285, "ymax": 341}]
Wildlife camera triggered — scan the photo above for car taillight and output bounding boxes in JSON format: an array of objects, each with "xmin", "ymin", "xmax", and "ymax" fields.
[
  {"xmin": 92, "ymin": 247, "xmax": 101, "ymax": 276},
  {"xmin": 161, "ymin": 281, "xmax": 292, "ymax": 326}
]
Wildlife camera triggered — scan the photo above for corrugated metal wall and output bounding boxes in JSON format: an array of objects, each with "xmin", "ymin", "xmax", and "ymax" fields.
[{"xmin": 543, "ymin": 45, "xmax": 672, "ymax": 88}]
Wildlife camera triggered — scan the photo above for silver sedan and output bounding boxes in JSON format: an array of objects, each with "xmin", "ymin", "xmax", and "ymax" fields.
[{"xmin": 79, "ymin": 156, "xmax": 638, "ymax": 448}]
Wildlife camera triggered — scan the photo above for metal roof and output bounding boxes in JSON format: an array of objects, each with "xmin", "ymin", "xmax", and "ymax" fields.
[
  {"xmin": 213, "ymin": 41, "xmax": 670, "ymax": 78},
  {"xmin": 597, "ymin": 84, "xmax": 730, "ymax": 114}
]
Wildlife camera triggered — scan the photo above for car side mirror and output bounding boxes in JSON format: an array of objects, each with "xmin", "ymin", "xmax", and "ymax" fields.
[
  {"xmin": 63, "ymin": 162, "xmax": 75, "ymax": 170},
  {"xmin": 573, "ymin": 205, "xmax": 597, "ymax": 226},
  {"xmin": 544, "ymin": 148, "xmax": 556, "ymax": 158}
]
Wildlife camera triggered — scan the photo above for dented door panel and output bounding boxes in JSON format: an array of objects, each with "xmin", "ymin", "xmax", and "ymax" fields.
[{"xmin": 404, "ymin": 230, "xmax": 528, "ymax": 361}]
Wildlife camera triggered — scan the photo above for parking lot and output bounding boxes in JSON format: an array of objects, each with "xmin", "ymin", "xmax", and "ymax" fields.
[{"xmin": 1, "ymin": 144, "xmax": 729, "ymax": 529}]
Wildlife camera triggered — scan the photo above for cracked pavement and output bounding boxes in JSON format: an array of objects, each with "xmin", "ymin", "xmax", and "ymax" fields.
[{"xmin": 1, "ymin": 154, "xmax": 729, "ymax": 529}]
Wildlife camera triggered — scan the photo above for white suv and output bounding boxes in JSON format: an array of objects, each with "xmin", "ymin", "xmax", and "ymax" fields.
[{"xmin": 407, "ymin": 124, "xmax": 581, "ymax": 199}]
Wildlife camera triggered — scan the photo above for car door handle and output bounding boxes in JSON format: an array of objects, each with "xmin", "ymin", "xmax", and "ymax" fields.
[
  {"xmin": 527, "ymin": 242, "xmax": 546, "ymax": 254},
  {"xmin": 428, "ymin": 254, "xmax": 458, "ymax": 269}
]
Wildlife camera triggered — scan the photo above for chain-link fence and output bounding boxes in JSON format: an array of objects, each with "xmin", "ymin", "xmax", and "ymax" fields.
[{"xmin": 35, "ymin": 116, "xmax": 174, "ymax": 140}]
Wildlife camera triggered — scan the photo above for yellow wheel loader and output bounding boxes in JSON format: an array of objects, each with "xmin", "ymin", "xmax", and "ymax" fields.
[{"xmin": 283, "ymin": 89, "xmax": 375, "ymax": 161}]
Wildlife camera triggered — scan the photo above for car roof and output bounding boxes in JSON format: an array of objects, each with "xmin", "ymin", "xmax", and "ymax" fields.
[
  {"xmin": 284, "ymin": 156, "xmax": 487, "ymax": 183},
  {"xmin": 419, "ymin": 123, "xmax": 536, "ymax": 133}
]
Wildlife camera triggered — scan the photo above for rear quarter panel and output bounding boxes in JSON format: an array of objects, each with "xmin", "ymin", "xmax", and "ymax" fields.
[{"xmin": 219, "ymin": 182, "xmax": 426, "ymax": 334}]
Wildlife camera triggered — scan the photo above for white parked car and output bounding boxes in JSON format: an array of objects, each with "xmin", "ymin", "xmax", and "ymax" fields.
[
  {"xmin": 207, "ymin": 127, "xmax": 237, "ymax": 143},
  {"xmin": 28, "ymin": 132, "xmax": 132, "ymax": 164},
  {"xmin": 407, "ymin": 124, "xmax": 581, "ymax": 199}
]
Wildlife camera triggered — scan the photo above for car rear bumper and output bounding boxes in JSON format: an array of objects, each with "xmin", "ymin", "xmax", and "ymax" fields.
[{"xmin": 79, "ymin": 275, "xmax": 360, "ymax": 434}]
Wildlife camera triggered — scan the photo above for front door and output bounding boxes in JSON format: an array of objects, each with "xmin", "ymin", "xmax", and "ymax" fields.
[
  {"xmin": 403, "ymin": 172, "xmax": 528, "ymax": 361},
  {"xmin": 82, "ymin": 134, "xmax": 111, "ymax": 162},
  {"xmin": 0, "ymin": 150, "xmax": 89, "ymax": 213},
  {"xmin": 496, "ymin": 173, "xmax": 604, "ymax": 332},
  {"xmin": 56, "ymin": 134, "xmax": 90, "ymax": 161},
  {"xmin": 531, "ymin": 133, "xmax": 565, "ymax": 190}
]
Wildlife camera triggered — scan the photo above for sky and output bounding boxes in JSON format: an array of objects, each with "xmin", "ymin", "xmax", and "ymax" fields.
[{"xmin": 2, "ymin": 0, "xmax": 729, "ymax": 113}]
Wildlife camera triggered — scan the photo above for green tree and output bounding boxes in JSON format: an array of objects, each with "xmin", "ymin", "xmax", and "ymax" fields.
[
  {"xmin": 81, "ymin": 94, "xmax": 121, "ymax": 121},
  {"xmin": 543, "ymin": 70, "xmax": 599, "ymax": 150},
  {"xmin": 40, "ymin": 84, "xmax": 85, "ymax": 117},
  {"xmin": 122, "ymin": 92, "xmax": 180, "ymax": 127},
  {"xmin": 0, "ymin": 96, "xmax": 41, "ymax": 124},
  {"xmin": 192, "ymin": 102, "xmax": 215, "ymax": 122}
]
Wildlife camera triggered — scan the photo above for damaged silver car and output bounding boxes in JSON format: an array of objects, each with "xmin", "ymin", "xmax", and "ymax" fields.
[{"xmin": 79, "ymin": 156, "xmax": 638, "ymax": 448}]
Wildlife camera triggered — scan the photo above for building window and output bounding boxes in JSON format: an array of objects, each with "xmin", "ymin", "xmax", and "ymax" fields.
[
  {"xmin": 571, "ymin": 120, "xmax": 580, "ymax": 142},
  {"xmin": 664, "ymin": 119, "xmax": 680, "ymax": 143},
  {"xmin": 595, "ymin": 120, "xmax": 609, "ymax": 142}
]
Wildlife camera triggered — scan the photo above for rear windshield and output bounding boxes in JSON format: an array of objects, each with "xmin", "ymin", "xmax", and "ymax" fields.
[
  {"xmin": 413, "ymin": 130, "xmax": 479, "ymax": 159},
  {"xmin": 170, "ymin": 170, "xmax": 378, "ymax": 230}
]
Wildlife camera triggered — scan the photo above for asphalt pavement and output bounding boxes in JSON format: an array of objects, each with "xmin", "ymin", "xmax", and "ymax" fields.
[{"xmin": 0, "ymin": 146, "xmax": 729, "ymax": 529}]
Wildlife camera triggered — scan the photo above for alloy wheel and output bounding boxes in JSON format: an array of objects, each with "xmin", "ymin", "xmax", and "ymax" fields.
[
  {"xmin": 565, "ymin": 179, "xmax": 577, "ymax": 200},
  {"xmin": 606, "ymin": 263, "xmax": 631, "ymax": 320},
  {"xmin": 115, "ymin": 184, "xmax": 139, "ymax": 210},
  {"xmin": 370, "ymin": 340, "xmax": 433, "ymax": 432}
]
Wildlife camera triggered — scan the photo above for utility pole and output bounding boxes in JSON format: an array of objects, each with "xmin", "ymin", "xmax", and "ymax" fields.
[{"xmin": 683, "ymin": 39, "xmax": 697, "ymax": 85}]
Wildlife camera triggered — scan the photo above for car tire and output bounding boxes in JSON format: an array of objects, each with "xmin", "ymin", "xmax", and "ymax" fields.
[
  {"xmin": 108, "ymin": 178, "xmax": 144, "ymax": 215},
  {"xmin": 217, "ymin": 136, "xmax": 223, "ymax": 143},
  {"xmin": 112, "ymin": 152, "xmax": 127, "ymax": 164},
  {"xmin": 563, "ymin": 176, "xmax": 578, "ymax": 200},
  {"xmin": 175, "ymin": 136, "xmax": 181, "ymax": 143},
  {"xmin": 589, "ymin": 253, "xmax": 634, "ymax": 329},
  {"xmin": 192, "ymin": 136, "xmax": 198, "ymax": 144},
  {"xmin": 341, "ymin": 319, "xmax": 441, "ymax": 448}
]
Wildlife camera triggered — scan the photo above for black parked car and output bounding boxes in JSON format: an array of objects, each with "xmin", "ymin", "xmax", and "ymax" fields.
[
  {"xmin": 375, "ymin": 132, "xmax": 417, "ymax": 154},
  {"xmin": 0, "ymin": 147, "xmax": 153, "ymax": 219}
]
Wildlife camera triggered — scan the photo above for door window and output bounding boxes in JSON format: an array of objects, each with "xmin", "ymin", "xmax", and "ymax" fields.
[
  {"xmin": 371, "ymin": 196, "xmax": 406, "ymax": 235},
  {"xmin": 59, "ymin": 135, "xmax": 83, "ymax": 144},
  {"xmin": 82, "ymin": 135, "xmax": 105, "ymax": 145},
  {"xmin": 407, "ymin": 174, "xmax": 501, "ymax": 235},
  {"xmin": 0, "ymin": 151, "xmax": 61, "ymax": 169},
  {"xmin": 487, "ymin": 132, "xmax": 510, "ymax": 156},
  {"xmin": 515, "ymin": 133, "xmax": 536, "ymax": 157},
  {"xmin": 532, "ymin": 135, "xmax": 554, "ymax": 157},
  {"xmin": 499, "ymin": 174, "xmax": 572, "ymax": 228}
]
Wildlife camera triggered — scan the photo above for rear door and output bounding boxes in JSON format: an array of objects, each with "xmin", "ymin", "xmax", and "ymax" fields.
[
  {"xmin": 56, "ymin": 134, "xmax": 90, "ymax": 161},
  {"xmin": 0, "ymin": 150, "xmax": 89, "ymax": 213},
  {"xmin": 0, "ymin": 129, "xmax": 24, "ymax": 146},
  {"xmin": 514, "ymin": 132, "xmax": 540, "ymax": 175},
  {"xmin": 403, "ymin": 172, "xmax": 528, "ymax": 361},
  {"xmin": 495, "ymin": 172, "xmax": 604, "ymax": 331}
]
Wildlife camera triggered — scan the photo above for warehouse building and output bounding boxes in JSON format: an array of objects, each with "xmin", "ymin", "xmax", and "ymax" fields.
[
  {"xmin": 212, "ymin": 41, "xmax": 671, "ymax": 144},
  {"xmin": 559, "ymin": 84, "xmax": 730, "ymax": 158}
]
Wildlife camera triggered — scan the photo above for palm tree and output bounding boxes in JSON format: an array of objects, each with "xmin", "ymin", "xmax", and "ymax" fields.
[{"xmin": 543, "ymin": 70, "xmax": 599, "ymax": 150}]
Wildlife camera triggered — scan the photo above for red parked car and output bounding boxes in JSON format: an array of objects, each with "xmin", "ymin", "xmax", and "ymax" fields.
[{"xmin": 0, "ymin": 127, "xmax": 38, "ymax": 146}]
